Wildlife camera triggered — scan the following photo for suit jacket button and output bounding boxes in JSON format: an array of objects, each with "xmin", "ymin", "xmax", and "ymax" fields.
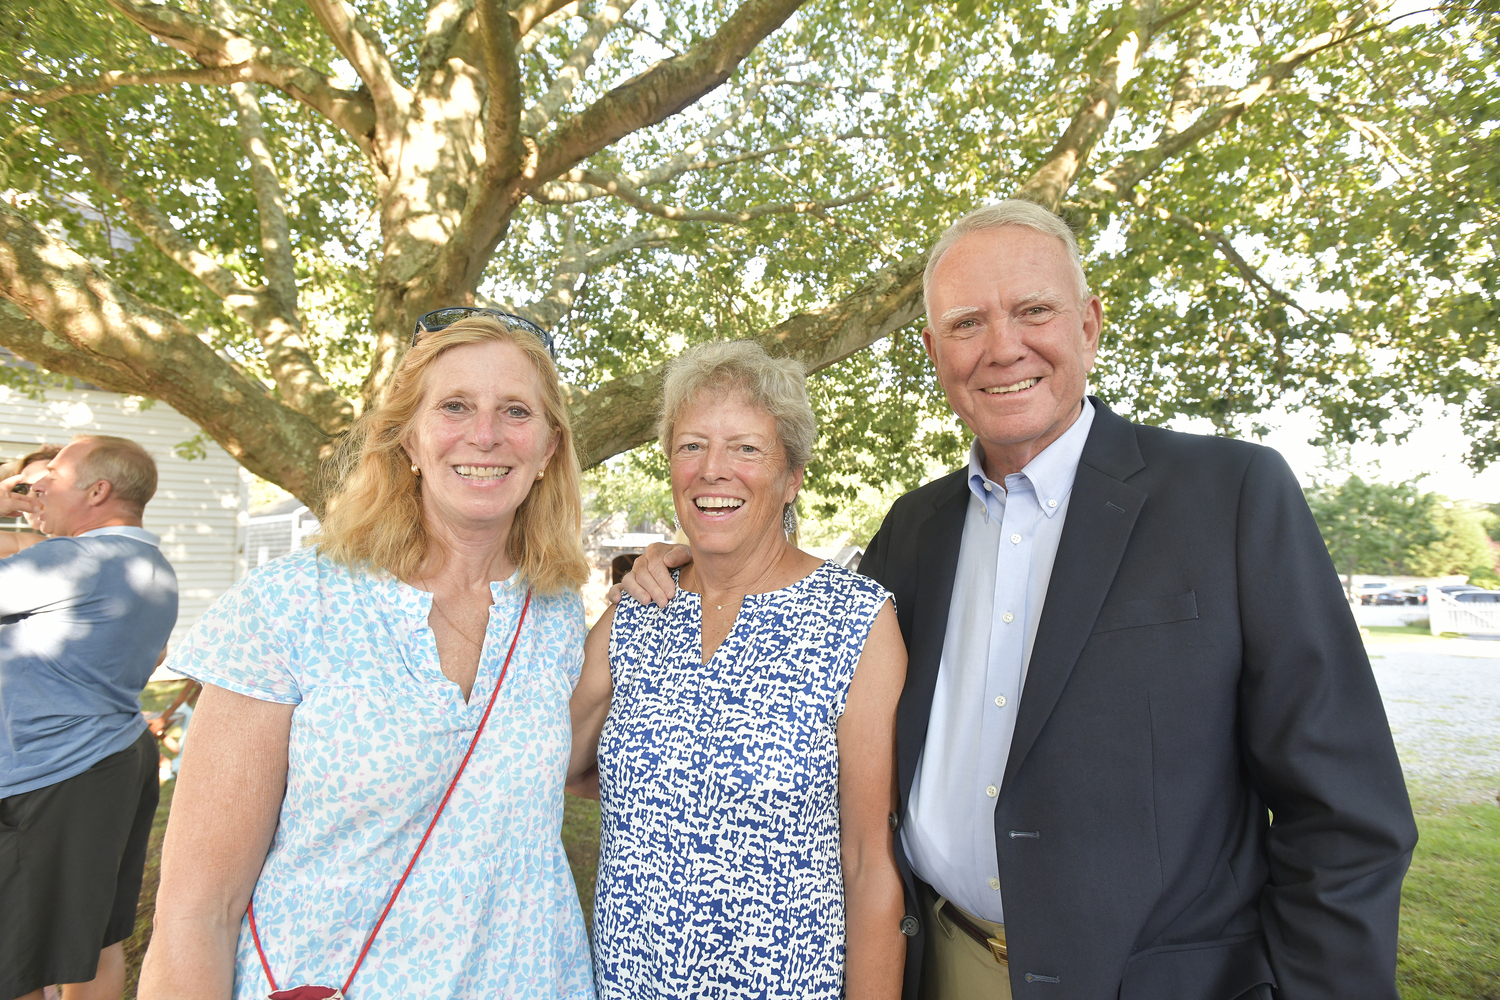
[{"xmin": 900, "ymin": 915, "xmax": 920, "ymax": 937}]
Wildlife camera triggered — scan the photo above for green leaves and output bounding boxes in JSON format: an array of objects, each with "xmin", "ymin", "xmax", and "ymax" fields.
[{"xmin": 2, "ymin": 0, "xmax": 1495, "ymax": 506}]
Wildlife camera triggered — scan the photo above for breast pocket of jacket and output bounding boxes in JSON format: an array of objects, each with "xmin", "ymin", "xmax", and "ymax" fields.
[{"xmin": 1091, "ymin": 591, "xmax": 1198, "ymax": 634}]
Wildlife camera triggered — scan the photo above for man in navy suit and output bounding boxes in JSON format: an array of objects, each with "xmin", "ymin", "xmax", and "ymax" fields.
[{"xmin": 858, "ymin": 200, "xmax": 1415, "ymax": 999}]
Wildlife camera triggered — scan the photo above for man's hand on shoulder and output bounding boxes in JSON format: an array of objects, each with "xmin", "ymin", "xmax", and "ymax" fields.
[{"xmin": 607, "ymin": 542, "xmax": 691, "ymax": 608}]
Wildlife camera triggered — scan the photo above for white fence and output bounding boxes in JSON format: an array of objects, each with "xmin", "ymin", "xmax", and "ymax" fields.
[
  {"xmin": 1352, "ymin": 605, "xmax": 1430, "ymax": 628},
  {"xmin": 1429, "ymin": 591, "xmax": 1500, "ymax": 636},
  {"xmin": 246, "ymin": 505, "xmax": 318, "ymax": 569}
]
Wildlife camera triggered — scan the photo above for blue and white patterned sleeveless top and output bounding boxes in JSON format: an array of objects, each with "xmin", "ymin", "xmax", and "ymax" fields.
[{"xmin": 592, "ymin": 560, "xmax": 892, "ymax": 999}]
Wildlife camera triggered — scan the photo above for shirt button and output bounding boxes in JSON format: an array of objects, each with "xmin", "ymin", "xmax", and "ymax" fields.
[
  {"xmin": 1010, "ymin": 533, "xmax": 1021, "ymax": 544},
  {"xmin": 1002, "ymin": 611, "xmax": 1014, "ymax": 623},
  {"xmin": 1048, "ymin": 498, "xmax": 1058, "ymax": 508},
  {"xmin": 984, "ymin": 482, "xmax": 993, "ymax": 492},
  {"xmin": 994, "ymin": 695, "xmax": 1007, "ymax": 708},
  {"xmin": 989, "ymin": 877, "xmax": 1001, "ymax": 890},
  {"xmin": 986, "ymin": 784, "xmax": 998, "ymax": 797}
]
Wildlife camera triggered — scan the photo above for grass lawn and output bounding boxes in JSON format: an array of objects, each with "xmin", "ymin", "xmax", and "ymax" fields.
[
  {"xmin": 1364, "ymin": 622, "xmax": 1443, "ymax": 643},
  {"xmin": 122, "ymin": 681, "xmax": 1500, "ymax": 997},
  {"xmin": 1397, "ymin": 803, "xmax": 1500, "ymax": 1000}
]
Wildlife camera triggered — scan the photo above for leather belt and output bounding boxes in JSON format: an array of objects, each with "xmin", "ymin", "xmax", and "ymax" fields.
[{"xmin": 942, "ymin": 901, "xmax": 1008, "ymax": 966}]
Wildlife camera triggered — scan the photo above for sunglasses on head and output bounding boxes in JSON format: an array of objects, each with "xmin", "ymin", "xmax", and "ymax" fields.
[{"xmin": 411, "ymin": 307, "xmax": 557, "ymax": 360}]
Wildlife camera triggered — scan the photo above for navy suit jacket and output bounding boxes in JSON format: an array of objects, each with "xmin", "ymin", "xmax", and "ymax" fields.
[{"xmin": 860, "ymin": 399, "xmax": 1417, "ymax": 1000}]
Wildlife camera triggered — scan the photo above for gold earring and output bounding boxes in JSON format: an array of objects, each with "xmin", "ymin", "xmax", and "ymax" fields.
[
  {"xmin": 535, "ymin": 468, "xmax": 545, "ymax": 480},
  {"xmin": 410, "ymin": 463, "xmax": 420, "ymax": 476}
]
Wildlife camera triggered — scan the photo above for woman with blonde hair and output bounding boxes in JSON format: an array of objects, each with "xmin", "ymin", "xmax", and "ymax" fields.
[
  {"xmin": 140, "ymin": 311, "xmax": 594, "ymax": 1000},
  {"xmin": 570, "ymin": 340, "xmax": 907, "ymax": 998}
]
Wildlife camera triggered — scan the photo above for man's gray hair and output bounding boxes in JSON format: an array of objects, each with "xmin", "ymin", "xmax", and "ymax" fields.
[
  {"xmin": 71, "ymin": 434, "xmax": 158, "ymax": 512},
  {"xmin": 923, "ymin": 199, "xmax": 1091, "ymax": 306},
  {"xmin": 658, "ymin": 341, "xmax": 816, "ymax": 471}
]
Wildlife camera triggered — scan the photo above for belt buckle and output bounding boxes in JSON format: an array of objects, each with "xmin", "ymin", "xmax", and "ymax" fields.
[{"xmin": 987, "ymin": 936, "xmax": 1008, "ymax": 966}]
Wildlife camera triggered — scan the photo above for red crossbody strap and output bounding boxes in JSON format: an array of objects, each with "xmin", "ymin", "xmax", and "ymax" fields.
[{"xmin": 249, "ymin": 588, "xmax": 534, "ymax": 997}]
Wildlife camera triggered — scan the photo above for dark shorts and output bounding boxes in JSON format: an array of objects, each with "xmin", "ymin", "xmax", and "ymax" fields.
[{"xmin": 0, "ymin": 728, "xmax": 159, "ymax": 996}]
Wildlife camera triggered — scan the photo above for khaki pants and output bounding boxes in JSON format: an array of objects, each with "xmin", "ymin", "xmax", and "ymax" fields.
[{"xmin": 919, "ymin": 882, "xmax": 1012, "ymax": 999}]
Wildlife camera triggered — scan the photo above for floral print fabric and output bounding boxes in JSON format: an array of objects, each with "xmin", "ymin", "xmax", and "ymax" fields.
[
  {"xmin": 168, "ymin": 547, "xmax": 593, "ymax": 1000},
  {"xmin": 592, "ymin": 561, "xmax": 891, "ymax": 999}
]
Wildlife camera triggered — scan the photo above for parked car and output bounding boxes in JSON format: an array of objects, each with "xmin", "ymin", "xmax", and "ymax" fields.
[
  {"xmin": 1454, "ymin": 590, "xmax": 1500, "ymax": 603},
  {"xmin": 1371, "ymin": 588, "xmax": 1419, "ymax": 606},
  {"xmin": 1356, "ymin": 581, "xmax": 1393, "ymax": 605},
  {"xmin": 1435, "ymin": 584, "xmax": 1487, "ymax": 600},
  {"xmin": 1407, "ymin": 585, "xmax": 1429, "ymax": 605}
]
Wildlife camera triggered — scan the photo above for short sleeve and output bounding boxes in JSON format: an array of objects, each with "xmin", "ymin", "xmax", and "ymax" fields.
[
  {"xmin": 554, "ymin": 589, "xmax": 587, "ymax": 687},
  {"xmin": 0, "ymin": 537, "xmax": 98, "ymax": 618},
  {"xmin": 166, "ymin": 558, "xmax": 305, "ymax": 705}
]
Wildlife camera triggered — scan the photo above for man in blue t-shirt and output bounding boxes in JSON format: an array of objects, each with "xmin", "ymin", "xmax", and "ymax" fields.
[{"xmin": 0, "ymin": 435, "xmax": 178, "ymax": 1000}]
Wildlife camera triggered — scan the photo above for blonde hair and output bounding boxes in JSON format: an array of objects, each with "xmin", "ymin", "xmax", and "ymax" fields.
[
  {"xmin": 657, "ymin": 341, "xmax": 816, "ymax": 471},
  {"xmin": 316, "ymin": 317, "xmax": 588, "ymax": 593},
  {"xmin": 924, "ymin": 199, "xmax": 1090, "ymax": 305},
  {"xmin": 71, "ymin": 435, "xmax": 157, "ymax": 514}
]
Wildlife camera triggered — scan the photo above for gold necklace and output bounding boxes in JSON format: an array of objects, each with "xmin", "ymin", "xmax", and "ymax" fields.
[{"xmin": 431, "ymin": 596, "xmax": 486, "ymax": 649}]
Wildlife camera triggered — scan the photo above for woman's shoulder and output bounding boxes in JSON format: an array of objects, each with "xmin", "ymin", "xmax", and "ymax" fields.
[
  {"xmin": 241, "ymin": 544, "xmax": 361, "ymax": 593},
  {"xmin": 800, "ymin": 559, "xmax": 891, "ymax": 607},
  {"xmin": 212, "ymin": 547, "xmax": 377, "ymax": 624}
]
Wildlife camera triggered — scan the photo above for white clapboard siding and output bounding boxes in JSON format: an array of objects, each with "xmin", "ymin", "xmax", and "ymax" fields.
[{"xmin": 0, "ymin": 384, "xmax": 249, "ymax": 650}]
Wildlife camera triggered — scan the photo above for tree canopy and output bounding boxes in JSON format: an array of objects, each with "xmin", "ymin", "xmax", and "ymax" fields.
[
  {"xmin": 1305, "ymin": 469, "xmax": 1499, "ymax": 588},
  {"xmin": 1, "ymin": 0, "xmax": 1495, "ymax": 511}
]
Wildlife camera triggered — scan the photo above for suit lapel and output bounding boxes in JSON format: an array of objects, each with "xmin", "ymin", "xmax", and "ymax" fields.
[
  {"xmin": 897, "ymin": 471, "xmax": 969, "ymax": 804},
  {"xmin": 1002, "ymin": 401, "xmax": 1147, "ymax": 792}
]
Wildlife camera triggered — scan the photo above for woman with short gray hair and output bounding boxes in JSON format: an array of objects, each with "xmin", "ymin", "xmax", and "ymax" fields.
[{"xmin": 570, "ymin": 340, "xmax": 908, "ymax": 999}]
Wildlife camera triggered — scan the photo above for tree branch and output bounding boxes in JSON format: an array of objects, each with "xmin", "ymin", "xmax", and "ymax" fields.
[
  {"xmin": 558, "ymin": 169, "xmax": 890, "ymax": 223},
  {"xmin": 0, "ymin": 66, "xmax": 249, "ymax": 105},
  {"xmin": 1161, "ymin": 11, "xmax": 1208, "ymax": 138},
  {"xmin": 60, "ymin": 121, "xmax": 352, "ymax": 434},
  {"xmin": 570, "ymin": 252, "xmax": 925, "ymax": 466},
  {"xmin": 1151, "ymin": 206, "xmax": 1310, "ymax": 316},
  {"xmin": 624, "ymin": 82, "xmax": 761, "ymax": 186},
  {"xmin": 101, "ymin": 0, "xmax": 377, "ymax": 153},
  {"xmin": 533, "ymin": 0, "xmax": 807, "ymax": 180},
  {"xmin": 61, "ymin": 130, "xmax": 260, "ymax": 305},
  {"xmin": 1334, "ymin": 110, "xmax": 1417, "ymax": 170},
  {"xmin": 619, "ymin": 17, "xmax": 685, "ymax": 56},
  {"xmin": 527, "ymin": 218, "xmax": 674, "ymax": 329},
  {"xmin": 518, "ymin": 1, "xmax": 581, "ymax": 54},
  {"xmin": 0, "ymin": 204, "xmax": 336, "ymax": 502},
  {"xmin": 226, "ymin": 82, "xmax": 300, "ymax": 306},
  {"xmin": 531, "ymin": 108, "xmax": 864, "ymax": 205},
  {"xmin": 1013, "ymin": 0, "xmax": 1155, "ymax": 211},
  {"xmin": 1076, "ymin": 1, "xmax": 1377, "ymax": 212},
  {"xmin": 476, "ymin": 0, "xmax": 526, "ymax": 184},
  {"xmin": 304, "ymin": 0, "xmax": 408, "ymax": 120},
  {"xmin": 520, "ymin": 0, "xmax": 639, "ymax": 137},
  {"xmin": 514, "ymin": 0, "xmax": 578, "ymax": 38}
]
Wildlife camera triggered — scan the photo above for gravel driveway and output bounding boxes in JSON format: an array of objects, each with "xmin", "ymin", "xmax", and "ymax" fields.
[{"xmin": 1367, "ymin": 637, "xmax": 1500, "ymax": 808}]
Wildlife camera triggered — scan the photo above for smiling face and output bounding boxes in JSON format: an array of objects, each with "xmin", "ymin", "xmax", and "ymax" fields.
[
  {"xmin": 669, "ymin": 389, "xmax": 803, "ymax": 562},
  {"xmin": 402, "ymin": 340, "xmax": 559, "ymax": 542},
  {"xmin": 922, "ymin": 225, "xmax": 1103, "ymax": 478}
]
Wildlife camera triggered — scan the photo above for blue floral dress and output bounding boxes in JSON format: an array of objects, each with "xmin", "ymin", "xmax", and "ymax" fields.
[
  {"xmin": 168, "ymin": 547, "xmax": 593, "ymax": 1000},
  {"xmin": 592, "ymin": 561, "xmax": 892, "ymax": 999}
]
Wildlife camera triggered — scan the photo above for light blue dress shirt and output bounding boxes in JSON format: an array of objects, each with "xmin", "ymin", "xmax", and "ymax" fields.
[{"xmin": 902, "ymin": 399, "xmax": 1095, "ymax": 923}]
